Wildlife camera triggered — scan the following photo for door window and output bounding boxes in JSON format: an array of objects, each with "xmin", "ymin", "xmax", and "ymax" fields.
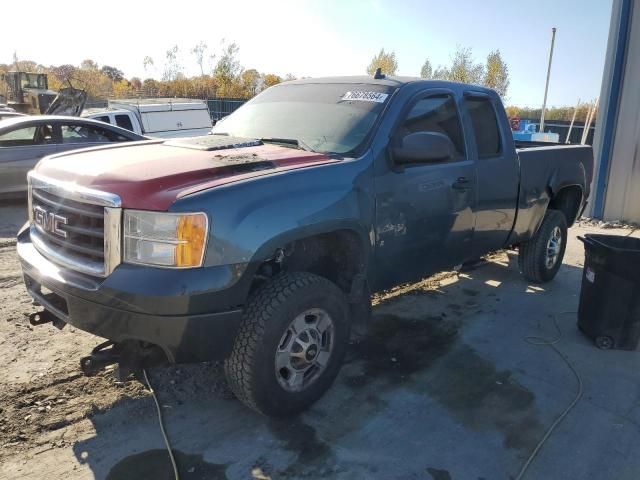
[
  {"xmin": 115, "ymin": 114, "xmax": 134, "ymax": 131},
  {"xmin": 0, "ymin": 124, "xmax": 55, "ymax": 146},
  {"xmin": 94, "ymin": 116, "xmax": 111, "ymax": 124},
  {"xmin": 466, "ymin": 98, "xmax": 502, "ymax": 158},
  {"xmin": 398, "ymin": 95, "xmax": 466, "ymax": 161},
  {"xmin": 61, "ymin": 123, "xmax": 129, "ymax": 143},
  {"xmin": 0, "ymin": 127, "xmax": 37, "ymax": 147}
]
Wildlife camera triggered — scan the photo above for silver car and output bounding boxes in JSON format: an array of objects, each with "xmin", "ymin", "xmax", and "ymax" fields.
[
  {"xmin": 0, "ymin": 112, "xmax": 27, "ymax": 121},
  {"xmin": 0, "ymin": 115, "xmax": 146, "ymax": 197}
]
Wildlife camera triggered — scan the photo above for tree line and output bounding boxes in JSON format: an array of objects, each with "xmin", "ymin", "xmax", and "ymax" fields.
[
  {"xmin": 367, "ymin": 46, "xmax": 595, "ymax": 122},
  {"xmin": 3, "ymin": 43, "xmax": 593, "ymax": 122},
  {"xmin": 2, "ymin": 42, "xmax": 291, "ymax": 100},
  {"xmin": 367, "ymin": 46, "xmax": 509, "ymax": 98}
]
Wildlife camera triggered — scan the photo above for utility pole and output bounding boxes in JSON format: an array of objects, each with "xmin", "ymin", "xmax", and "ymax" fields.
[{"xmin": 539, "ymin": 27, "xmax": 557, "ymax": 134}]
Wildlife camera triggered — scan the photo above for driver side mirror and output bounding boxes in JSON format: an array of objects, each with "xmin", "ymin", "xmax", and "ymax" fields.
[{"xmin": 392, "ymin": 131, "xmax": 455, "ymax": 164}]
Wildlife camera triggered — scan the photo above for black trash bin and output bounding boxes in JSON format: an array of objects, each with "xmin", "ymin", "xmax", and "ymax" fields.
[{"xmin": 577, "ymin": 234, "xmax": 640, "ymax": 350}]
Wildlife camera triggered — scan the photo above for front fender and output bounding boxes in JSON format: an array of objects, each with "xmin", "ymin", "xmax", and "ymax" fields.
[{"xmin": 171, "ymin": 155, "xmax": 375, "ymax": 283}]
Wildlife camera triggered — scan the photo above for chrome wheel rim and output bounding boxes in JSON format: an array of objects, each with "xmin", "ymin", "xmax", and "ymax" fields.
[
  {"xmin": 275, "ymin": 308, "xmax": 334, "ymax": 392},
  {"xmin": 545, "ymin": 226, "xmax": 562, "ymax": 269}
]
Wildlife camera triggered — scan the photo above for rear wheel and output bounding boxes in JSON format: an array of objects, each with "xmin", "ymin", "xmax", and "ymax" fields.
[
  {"xmin": 224, "ymin": 272, "xmax": 350, "ymax": 416},
  {"xmin": 518, "ymin": 209, "xmax": 568, "ymax": 283},
  {"xmin": 595, "ymin": 336, "xmax": 614, "ymax": 350}
]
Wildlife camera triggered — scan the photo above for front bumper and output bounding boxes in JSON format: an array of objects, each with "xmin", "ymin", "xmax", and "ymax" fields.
[{"xmin": 17, "ymin": 226, "xmax": 247, "ymax": 363}]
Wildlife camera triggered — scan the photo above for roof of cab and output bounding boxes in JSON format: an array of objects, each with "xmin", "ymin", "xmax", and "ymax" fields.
[{"xmin": 281, "ymin": 75, "xmax": 497, "ymax": 95}]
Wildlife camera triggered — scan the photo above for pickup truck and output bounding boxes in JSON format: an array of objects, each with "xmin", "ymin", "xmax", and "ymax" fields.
[
  {"xmin": 17, "ymin": 75, "xmax": 593, "ymax": 416},
  {"xmin": 82, "ymin": 98, "xmax": 213, "ymax": 138}
]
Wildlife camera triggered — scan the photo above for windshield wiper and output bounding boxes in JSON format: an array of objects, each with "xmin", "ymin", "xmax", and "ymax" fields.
[{"xmin": 259, "ymin": 137, "xmax": 314, "ymax": 152}]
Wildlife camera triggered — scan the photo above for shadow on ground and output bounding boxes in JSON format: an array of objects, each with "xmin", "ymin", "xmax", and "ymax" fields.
[{"xmin": 66, "ymin": 252, "xmax": 599, "ymax": 480}]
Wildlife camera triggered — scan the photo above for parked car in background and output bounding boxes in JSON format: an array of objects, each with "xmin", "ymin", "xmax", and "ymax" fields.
[
  {"xmin": 0, "ymin": 111, "xmax": 27, "ymax": 121},
  {"xmin": 0, "ymin": 115, "xmax": 146, "ymax": 197},
  {"xmin": 82, "ymin": 98, "xmax": 213, "ymax": 138}
]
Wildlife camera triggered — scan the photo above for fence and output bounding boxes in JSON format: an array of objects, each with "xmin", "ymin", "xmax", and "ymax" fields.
[
  {"xmin": 519, "ymin": 117, "xmax": 597, "ymax": 145},
  {"xmin": 206, "ymin": 98, "xmax": 246, "ymax": 121},
  {"xmin": 84, "ymin": 97, "xmax": 247, "ymax": 121}
]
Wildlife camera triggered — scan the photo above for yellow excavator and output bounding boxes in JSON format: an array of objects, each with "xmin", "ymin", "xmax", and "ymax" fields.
[{"xmin": 1, "ymin": 71, "xmax": 58, "ymax": 114}]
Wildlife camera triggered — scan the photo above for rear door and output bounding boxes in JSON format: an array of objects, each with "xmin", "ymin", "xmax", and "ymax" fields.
[
  {"xmin": 0, "ymin": 123, "xmax": 60, "ymax": 194},
  {"xmin": 373, "ymin": 90, "xmax": 477, "ymax": 289},
  {"xmin": 463, "ymin": 92, "xmax": 519, "ymax": 257}
]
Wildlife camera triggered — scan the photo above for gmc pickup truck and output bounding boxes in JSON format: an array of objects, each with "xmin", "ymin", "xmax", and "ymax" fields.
[{"xmin": 17, "ymin": 75, "xmax": 593, "ymax": 416}]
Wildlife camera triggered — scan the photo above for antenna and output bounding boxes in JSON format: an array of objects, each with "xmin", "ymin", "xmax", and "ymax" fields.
[{"xmin": 373, "ymin": 67, "xmax": 385, "ymax": 80}]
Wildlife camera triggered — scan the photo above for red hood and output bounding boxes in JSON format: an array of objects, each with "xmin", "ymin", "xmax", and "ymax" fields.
[{"xmin": 35, "ymin": 140, "xmax": 338, "ymax": 210}]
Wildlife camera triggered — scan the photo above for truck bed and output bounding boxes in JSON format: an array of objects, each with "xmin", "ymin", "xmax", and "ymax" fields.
[{"xmin": 509, "ymin": 143, "xmax": 594, "ymax": 243}]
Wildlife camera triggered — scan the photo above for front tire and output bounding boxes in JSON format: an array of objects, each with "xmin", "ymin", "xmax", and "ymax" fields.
[
  {"xmin": 518, "ymin": 209, "xmax": 568, "ymax": 283},
  {"xmin": 224, "ymin": 272, "xmax": 350, "ymax": 416}
]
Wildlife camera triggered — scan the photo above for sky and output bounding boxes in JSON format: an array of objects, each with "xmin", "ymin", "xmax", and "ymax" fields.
[{"xmin": 2, "ymin": 0, "xmax": 613, "ymax": 107}]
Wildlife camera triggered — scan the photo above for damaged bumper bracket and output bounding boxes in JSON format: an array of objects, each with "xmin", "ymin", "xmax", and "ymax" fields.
[{"xmin": 80, "ymin": 340, "xmax": 167, "ymax": 381}]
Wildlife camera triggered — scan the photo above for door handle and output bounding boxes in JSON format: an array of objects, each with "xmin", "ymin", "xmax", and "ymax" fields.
[{"xmin": 452, "ymin": 177, "xmax": 470, "ymax": 191}]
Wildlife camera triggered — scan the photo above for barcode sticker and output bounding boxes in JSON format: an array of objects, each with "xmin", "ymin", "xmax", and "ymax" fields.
[{"xmin": 341, "ymin": 91, "xmax": 389, "ymax": 103}]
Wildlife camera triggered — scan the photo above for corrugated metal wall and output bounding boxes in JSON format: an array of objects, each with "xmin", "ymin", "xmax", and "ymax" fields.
[
  {"xmin": 591, "ymin": 0, "xmax": 640, "ymax": 223},
  {"xmin": 603, "ymin": 0, "xmax": 640, "ymax": 222}
]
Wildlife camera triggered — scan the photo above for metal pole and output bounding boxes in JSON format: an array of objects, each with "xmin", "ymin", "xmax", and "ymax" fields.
[
  {"xmin": 581, "ymin": 97, "xmax": 599, "ymax": 145},
  {"xmin": 565, "ymin": 98, "xmax": 580, "ymax": 143},
  {"xmin": 539, "ymin": 27, "xmax": 557, "ymax": 134},
  {"xmin": 580, "ymin": 102, "xmax": 594, "ymax": 145}
]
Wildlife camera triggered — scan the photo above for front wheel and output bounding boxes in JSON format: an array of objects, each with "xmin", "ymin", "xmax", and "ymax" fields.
[
  {"xmin": 518, "ymin": 209, "xmax": 568, "ymax": 283},
  {"xmin": 224, "ymin": 272, "xmax": 350, "ymax": 416}
]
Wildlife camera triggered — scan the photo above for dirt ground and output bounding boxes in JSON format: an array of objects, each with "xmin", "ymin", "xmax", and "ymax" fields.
[{"xmin": 1, "ymin": 200, "xmax": 639, "ymax": 480}]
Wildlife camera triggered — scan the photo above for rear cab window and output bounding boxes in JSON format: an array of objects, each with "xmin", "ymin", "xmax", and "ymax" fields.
[
  {"xmin": 465, "ymin": 96, "xmax": 502, "ymax": 158},
  {"xmin": 115, "ymin": 114, "xmax": 134, "ymax": 131}
]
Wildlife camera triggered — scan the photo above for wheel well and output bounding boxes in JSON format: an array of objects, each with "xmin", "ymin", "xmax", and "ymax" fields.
[
  {"xmin": 253, "ymin": 230, "xmax": 366, "ymax": 294},
  {"xmin": 548, "ymin": 186, "xmax": 582, "ymax": 226}
]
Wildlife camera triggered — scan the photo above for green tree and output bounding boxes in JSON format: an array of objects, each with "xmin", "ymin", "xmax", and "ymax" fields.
[
  {"xmin": 262, "ymin": 73, "xmax": 282, "ymax": 88},
  {"xmin": 214, "ymin": 42, "xmax": 241, "ymax": 81},
  {"xmin": 447, "ymin": 46, "xmax": 484, "ymax": 84},
  {"xmin": 50, "ymin": 64, "xmax": 76, "ymax": 85},
  {"xmin": 366, "ymin": 48, "xmax": 398, "ymax": 76},
  {"xmin": 100, "ymin": 65, "xmax": 124, "ymax": 82},
  {"xmin": 80, "ymin": 59, "xmax": 99, "ymax": 71},
  {"xmin": 191, "ymin": 41, "xmax": 208, "ymax": 76},
  {"xmin": 162, "ymin": 46, "xmax": 181, "ymax": 81},
  {"xmin": 143, "ymin": 56, "xmax": 154, "ymax": 73},
  {"xmin": 420, "ymin": 59, "xmax": 433, "ymax": 79},
  {"xmin": 240, "ymin": 69, "xmax": 262, "ymax": 96},
  {"xmin": 484, "ymin": 50, "xmax": 509, "ymax": 99}
]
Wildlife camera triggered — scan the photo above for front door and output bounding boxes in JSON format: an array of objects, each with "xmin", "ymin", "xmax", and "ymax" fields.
[{"xmin": 373, "ymin": 91, "xmax": 476, "ymax": 290}]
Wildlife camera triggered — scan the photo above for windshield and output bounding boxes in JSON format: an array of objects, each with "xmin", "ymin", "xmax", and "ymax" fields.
[
  {"xmin": 20, "ymin": 73, "xmax": 48, "ymax": 90},
  {"xmin": 211, "ymin": 83, "xmax": 396, "ymax": 155}
]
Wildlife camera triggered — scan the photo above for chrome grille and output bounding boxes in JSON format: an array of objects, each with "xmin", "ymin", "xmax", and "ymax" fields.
[{"xmin": 28, "ymin": 172, "xmax": 122, "ymax": 277}]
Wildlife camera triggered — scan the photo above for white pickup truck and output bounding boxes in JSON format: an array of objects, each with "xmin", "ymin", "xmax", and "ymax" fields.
[{"xmin": 82, "ymin": 98, "xmax": 213, "ymax": 138}]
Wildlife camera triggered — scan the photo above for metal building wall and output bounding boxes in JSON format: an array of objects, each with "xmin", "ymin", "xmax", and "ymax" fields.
[{"xmin": 590, "ymin": 0, "xmax": 640, "ymax": 222}]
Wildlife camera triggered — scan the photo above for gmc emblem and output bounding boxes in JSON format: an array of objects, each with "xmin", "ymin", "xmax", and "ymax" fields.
[{"xmin": 34, "ymin": 206, "xmax": 68, "ymax": 238}]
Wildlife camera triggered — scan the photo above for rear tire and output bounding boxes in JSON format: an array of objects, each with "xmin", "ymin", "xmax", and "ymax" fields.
[
  {"xmin": 518, "ymin": 209, "xmax": 568, "ymax": 283},
  {"xmin": 595, "ymin": 336, "xmax": 614, "ymax": 350},
  {"xmin": 224, "ymin": 272, "xmax": 350, "ymax": 416}
]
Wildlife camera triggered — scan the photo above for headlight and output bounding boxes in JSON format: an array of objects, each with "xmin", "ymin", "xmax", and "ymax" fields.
[{"xmin": 123, "ymin": 210, "xmax": 208, "ymax": 268}]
